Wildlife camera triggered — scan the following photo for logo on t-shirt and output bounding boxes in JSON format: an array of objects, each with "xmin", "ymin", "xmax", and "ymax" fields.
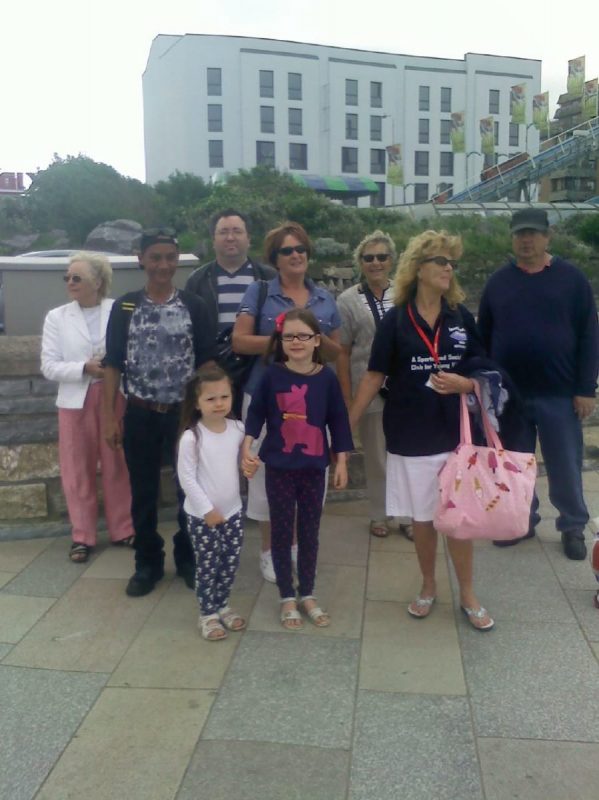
[{"xmin": 448, "ymin": 326, "xmax": 467, "ymax": 350}]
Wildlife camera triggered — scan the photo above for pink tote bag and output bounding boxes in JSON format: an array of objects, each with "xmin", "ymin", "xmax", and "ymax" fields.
[{"xmin": 434, "ymin": 383, "xmax": 537, "ymax": 541}]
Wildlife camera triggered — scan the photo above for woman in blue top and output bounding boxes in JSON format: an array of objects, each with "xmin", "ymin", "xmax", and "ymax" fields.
[{"xmin": 233, "ymin": 221, "xmax": 341, "ymax": 581}]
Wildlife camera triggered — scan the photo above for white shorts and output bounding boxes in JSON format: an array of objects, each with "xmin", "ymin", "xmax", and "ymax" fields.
[
  {"xmin": 242, "ymin": 392, "xmax": 329, "ymax": 522},
  {"xmin": 386, "ymin": 451, "xmax": 450, "ymax": 522}
]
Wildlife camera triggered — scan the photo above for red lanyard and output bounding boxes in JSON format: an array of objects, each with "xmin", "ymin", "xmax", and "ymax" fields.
[{"xmin": 407, "ymin": 302, "xmax": 441, "ymax": 366}]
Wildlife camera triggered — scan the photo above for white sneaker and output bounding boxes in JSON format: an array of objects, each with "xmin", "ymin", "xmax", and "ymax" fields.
[
  {"xmin": 260, "ymin": 550, "xmax": 276, "ymax": 583},
  {"xmin": 291, "ymin": 544, "xmax": 298, "ymax": 573}
]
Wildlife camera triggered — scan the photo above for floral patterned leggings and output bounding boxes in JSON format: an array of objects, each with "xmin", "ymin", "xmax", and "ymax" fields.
[
  {"xmin": 265, "ymin": 466, "xmax": 326, "ymax": 598},
  {"xmin": 187, "ymin": 511, "xmax": 244, "ymax": 615}
]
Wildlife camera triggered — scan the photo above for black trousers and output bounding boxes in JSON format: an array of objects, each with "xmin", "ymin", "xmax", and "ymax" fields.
[{"xmin": 123, "ymin": 403, "xmax": 193, "ymax": 571}]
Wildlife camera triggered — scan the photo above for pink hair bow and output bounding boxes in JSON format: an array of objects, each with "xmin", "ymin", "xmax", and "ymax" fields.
[{"xmin": 275, "ymin": 312, "xmax": 287, "ymax": 332}]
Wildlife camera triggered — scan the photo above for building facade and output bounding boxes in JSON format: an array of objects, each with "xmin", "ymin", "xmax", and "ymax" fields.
[{"xmin": 143, "ymin": 35, "xmax": 541, "ymax": 205}]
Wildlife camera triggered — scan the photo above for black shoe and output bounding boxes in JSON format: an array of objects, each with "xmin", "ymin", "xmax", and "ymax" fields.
[
  {"xmin": 561, "ymin": 531, "xmax": 587, "ymax": 561},
  {"xmin": 126, "ymin": 564, "xmax": 164, "ymax": 597},
  {"xmin": 176, "ymin": 562, "xmax": 195, "ymax": 590},
  {"xmin": 493, "ymin": 528, "xmax": 536, "ymax": 547}
]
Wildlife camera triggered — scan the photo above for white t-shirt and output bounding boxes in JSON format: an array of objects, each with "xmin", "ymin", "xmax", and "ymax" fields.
[{"xmin": 177, "ymin": 419, "xmax": 244, "ymax": 520}]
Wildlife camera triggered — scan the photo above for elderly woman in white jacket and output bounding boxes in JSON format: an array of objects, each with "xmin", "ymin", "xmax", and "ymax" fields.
[{"xmin": 41, "ymin": 252, "xmax": 134, "ymax": 562}]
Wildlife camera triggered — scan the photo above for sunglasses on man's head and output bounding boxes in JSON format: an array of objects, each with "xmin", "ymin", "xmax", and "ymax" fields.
[
  {"xmin": 420, "ymin": 256, "xmax": 459, "ymax": 269},
  {"xmin": 63, "ymin": 274, "xmax": 83, "ymax": 283},
  {"xmin": 142, "ymin": 227, "xmax": 177, "ymax": 237},
  {"xmin": 361, "ymin": 253, "xmax": 390, "ymax": 263},
  {"xmin": 277, "ymin": 245, "xmax": 307, "ymax": 256}
]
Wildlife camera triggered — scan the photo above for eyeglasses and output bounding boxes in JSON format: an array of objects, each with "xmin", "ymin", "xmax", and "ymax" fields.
[
  {"xmin": 63, "ymin": 274, "xmax": 83, "ymax": 283},
  {"xmin": 361, "ymin": 253, "xmax": 390, "ymax": 263},
  {"xmin": 215, "ymin": 228, "xmax": 246, "ymax": 237},
  {"xmin": 281, "ymin": 333, "xmax": 317, "ymax": 342},
  {"xmin": 278, "ymin": 245, "xmax": 307, "ymax": 257},
  {"xmin": 420, "ymin": 256, "xmax": 459, "ymax": 269}
]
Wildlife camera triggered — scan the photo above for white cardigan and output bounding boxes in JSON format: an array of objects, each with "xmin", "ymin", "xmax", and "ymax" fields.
[{"xmin": 41, "ymin": 298, "xmax": 114, "ymax": 409}]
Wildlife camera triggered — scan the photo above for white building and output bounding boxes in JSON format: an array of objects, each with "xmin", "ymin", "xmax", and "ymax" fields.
[{"xmin": 143, "ymin": 34, "xmax": 541, "ymax": 206}]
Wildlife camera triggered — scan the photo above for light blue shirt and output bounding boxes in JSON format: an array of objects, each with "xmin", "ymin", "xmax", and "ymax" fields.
[{"xmin": 238, "ymin": 274, "xmax": 341, "ymax": 395}]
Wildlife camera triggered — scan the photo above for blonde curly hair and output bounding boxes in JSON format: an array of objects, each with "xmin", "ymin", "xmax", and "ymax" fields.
[{"xmin": 393, "ymin": 230, "xmax": 465, "ymax": 308}]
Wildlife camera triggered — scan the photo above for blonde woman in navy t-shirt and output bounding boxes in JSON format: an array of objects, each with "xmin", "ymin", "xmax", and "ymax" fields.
[{"xmin": 350, "ymin": 230, "xmax": 494, "ymax": 632}]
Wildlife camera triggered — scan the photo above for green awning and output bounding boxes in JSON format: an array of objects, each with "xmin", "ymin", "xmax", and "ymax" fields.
[{"xmin": 292, "ymin": 174, "xmax": 379, "ymax": 196}]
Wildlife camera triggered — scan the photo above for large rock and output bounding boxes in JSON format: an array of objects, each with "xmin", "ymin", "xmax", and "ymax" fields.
[{"xmin": 84, "ymin": 219, "xmax": 143, "ymax": 254}]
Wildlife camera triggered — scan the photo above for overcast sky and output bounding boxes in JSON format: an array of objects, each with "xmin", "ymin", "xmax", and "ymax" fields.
[{"xmin": 3, "ymin": 0, "xmax": 598, "ymax": 182}]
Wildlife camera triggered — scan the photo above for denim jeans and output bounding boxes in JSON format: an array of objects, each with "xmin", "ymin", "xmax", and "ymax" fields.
[
  {"xmin": 123, "ymin": 403, "xmax": 193, "ymax": 571},
  {"xmin": 520, "ymin": 395, "xmax": 589, "ymax": 534}
]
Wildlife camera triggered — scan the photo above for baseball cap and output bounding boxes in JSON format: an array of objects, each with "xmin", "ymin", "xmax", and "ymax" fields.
[
  {"xmin": 139, "ymin": 227, "xmax": 179, "ymax": 253},
  {"xmin": 510, "ymin": 209, "xmax": 549, "ymax": 234}
]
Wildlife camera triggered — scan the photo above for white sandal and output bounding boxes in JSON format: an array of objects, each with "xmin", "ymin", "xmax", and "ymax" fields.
[
  {"xmin": 298, "ymin": 595, "xmax": 330, "ymax": 628},
  {"xmin": 198, "ymin": 613, "xmax": 228, "ymax": 641},
  {"xmin": 280, "ymin": 597, "xmax": 303, "ymax": 630},
  {"xmin": 218, "ymin": 606, "xmax": 246, "ymax": 631}
]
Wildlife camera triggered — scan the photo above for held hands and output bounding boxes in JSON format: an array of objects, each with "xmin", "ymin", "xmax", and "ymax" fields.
[
  {"xmin": 84, "ymin": 357, "xmax": 105, "ymax": 380},
  {"xmin": 573, "ymin": 395, "xmax": 596, "ymax": 420},
  {"xmin": 204, "ymin": 508, "xmax": 226, "ymax": 528},
  {"xmin": 429, "ymin": 371, "xmax": 474, "ymax": 395},
  {"xmin": 241, "ymin": 448, "xmax": 260, "ymax": 479}
]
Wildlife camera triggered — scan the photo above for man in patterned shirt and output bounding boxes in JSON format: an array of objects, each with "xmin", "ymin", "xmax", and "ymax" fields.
[{"xmin": 103, "ymin": 228, "xmax": 216, "ymax": 597}]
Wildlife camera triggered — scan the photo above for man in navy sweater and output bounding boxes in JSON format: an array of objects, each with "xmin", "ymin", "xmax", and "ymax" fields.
[{"xmin": 478, "ymin": 208, "xmax": 598, "ymax": 560}]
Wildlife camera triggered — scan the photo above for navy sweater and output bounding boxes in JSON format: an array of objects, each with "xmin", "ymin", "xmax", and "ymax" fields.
[
  {"xmin": 245, "ymin": 364, "xmax": 354, "ymax": 470},
  {"xmin": 478, "ymin": 257, "xmax": 598, "ymax": 398}
]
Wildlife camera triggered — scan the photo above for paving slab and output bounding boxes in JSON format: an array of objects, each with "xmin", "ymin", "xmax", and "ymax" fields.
[
  {"xmin": 367, "ymin": 550, "xmax": 451, "ymax": 603},
  {"xmin": 360, "ymin": 600, "xmax": 466, "ymax": 695},
  {"xmin": 318, "ymin": 514, "xmax": 370, "ymax": 567},
  {"xmin": 0, "ymin": 570, "xmax": 15, "ymax": 588},
  {"xmin": 36, "ymin": 687, "xmax": 214, "ymax": 800},
  {"xmin": 203, "ymin": 631, "xmax": 359, "ymax": 749},
  {"xmin": 478, "ymin": 737, "xmax": 599, "ymax": 800},
  {"xmin": 3, "ymin": 577, "xmax": 164, "ymax": 672},
  {"xmin": 248, "ymin": 563, "xmax": 366, "ymax": 639},
  {"xmin": 370, "ymin": 529, "xmax": 417, "ymax": 554},
  {"xmin": 0, "ymin": 665, "xmax": 106, "ymax": 800},
  {"xmin": 350, "ymin": 691, "xmax": 483, "ymax": 800},
  {"xmin": 324, "ymin": 499, "xmax": 369, "ymax": 517},
  {"xmin": 80, "ymin": 543, "xmax": 137, "ymax": 579},
  {"xmin": 541, "ymin": 540, "xmax": 597, "ymax": 590},
  {"xmin": 109, "ymin": 582, "xmax": 253, "ymax": 689},
  {"xmin": 178, "ymin": 740, "xmax": 350, "ymax": 800},
  {"xmin": 565, "ymin": 588, "xmax": 599, "ymax": 641},
  {"xmin": 460, "ymin": 619, "xmax": 599, "ymax": 741},
  {"xmin": 0, "ymin": 536, "xmax": 54, "ymax": 573},
  {"xmin": 2, "ymin": 536, "xmax": 96, "ymax": 597},
  {"xmin": 0, "ymin": 592, "xmax": 55, "ymax": 643},
  {"xmin": 0, "ymin": 643, "xmax": 13, "ymax": 658}
]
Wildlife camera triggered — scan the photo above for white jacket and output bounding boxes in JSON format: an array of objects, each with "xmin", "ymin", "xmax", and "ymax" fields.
[{"xmin": 41, "ymin": 298, "xmax": 115, "ymax": 409}]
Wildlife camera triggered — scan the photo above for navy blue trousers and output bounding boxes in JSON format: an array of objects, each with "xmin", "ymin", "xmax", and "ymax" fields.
[
  {"xmin": 265, "ymin": 466, "xmax": 325, "ymax": 599},
  {"xmin": 520, "ymin": 396, "xmax": 589, "ymax": 534}
]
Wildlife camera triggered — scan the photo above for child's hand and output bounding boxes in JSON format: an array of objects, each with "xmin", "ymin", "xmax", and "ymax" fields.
[
  {"xmin": 204, "ymin": 508, "xmax": 226, "ymax": 528},
  {"xmin": 242, "ymin": 454, "xmax": 260, "ymax": 479},
  {"xmin": 333, "ymin": 456, "xmax": 348, "ymax": 489}
]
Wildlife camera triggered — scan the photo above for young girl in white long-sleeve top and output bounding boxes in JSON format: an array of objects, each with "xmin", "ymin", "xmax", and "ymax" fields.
[{"xmin": 177, "ymin": 365, "xmax": 255, "ymax": 641}]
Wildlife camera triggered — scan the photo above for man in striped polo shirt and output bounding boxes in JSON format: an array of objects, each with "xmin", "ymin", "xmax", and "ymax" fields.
[{"xmin": 185, "ymin": 209, "xmax": 275, "ymax": 414}]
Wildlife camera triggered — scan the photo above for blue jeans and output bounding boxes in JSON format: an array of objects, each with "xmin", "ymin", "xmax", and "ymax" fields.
[{"xmin": 520, "ymin": 396, "xmax": 589, "ymax": 534}]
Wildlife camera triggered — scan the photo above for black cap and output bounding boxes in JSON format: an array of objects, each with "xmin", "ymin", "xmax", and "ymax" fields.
[
  {"xmin": 139, "ymin": 227, "xmax": 179, "ymax": 253},
  {"xmin": 510, "ymin": 209, "xmax": 549, "ymax": 234}
]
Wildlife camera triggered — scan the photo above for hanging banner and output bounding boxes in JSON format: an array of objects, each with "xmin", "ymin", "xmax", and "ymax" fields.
[
  {"xmin": 450, "ymin": 112, "xmax": 465, "ymax": 153},
  {"xmin": 480, "ymin": 117, "xmax": 494, "ymax": 155},
  {"xmin": 582, "ymin": 78, "xmax": 598, "ymax": 121},
  {"xmin": 386, "ymin": 144, "xmax": 404, "ymax": 186},
  {"xmin": 510, "ymin": 84, "xmax": 527, "ymax": 125},
  {"xmin": 567, "ymin": 56, "xmax": 585, "ymax": 96},
  {"xmin": 532, "ymin": 92, "xmax": 550, "ymax": 134}
]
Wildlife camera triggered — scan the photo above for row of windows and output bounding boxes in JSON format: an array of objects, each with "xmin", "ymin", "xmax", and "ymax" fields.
[
  {"xmin": 345, "ymin": 114, "xmax": 383, "ymax": 141},
  {"xmin": 206, "ymin": 67, "xmax": 303, "ymax": 100},
  {"xmin": 414, "ymin": 151, "xmax": 454, "ymax": 176},
  {"xmin": 417, "ymin": 118, "xmax": 520, "ymax": 147},
  {"xmin": 344, "ymin": 79, "xmax": 383, "ymax": 107},
  {"xmin": 208, "ymin": 141, "xmax": 309, "ymax": 170},
  {"xmin": 341, "ymin": 147, "xmax": 386, "ymax": 174},
  {"xmin": 418, "ymin": 86, "xmax": 452, "ymax": 113},
  {"xmin": 207, "ymin": 104, "xmax": 304, "ymax": 135}
]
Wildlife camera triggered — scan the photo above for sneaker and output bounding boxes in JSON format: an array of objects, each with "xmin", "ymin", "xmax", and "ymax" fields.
[
  {"xmin": 561, "ymin": 531, "xmax": 587, "ymax": 561},
  {"xmin": 126, "ymin": 564, "xmax": 164, "ymax": 597},
  {"xmin": 493, "ymin": 528, "xmax": 536, "ymax": 548},
  {"xmin": 176, "ymin": 562, "xmax": 195, "ymax": 590},
  {"xmin": 260, "ymin": 549, "xmax": 276, "ymax": 583}
]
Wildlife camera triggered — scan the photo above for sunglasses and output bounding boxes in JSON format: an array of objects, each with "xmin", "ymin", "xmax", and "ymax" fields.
[
  {"xmin": 63, "ymin": 274, "xmax": 83, "ymax": 283},
  {"xmin": 420, "ymin": 256, "xmax": 459, "ymax": 269},
  {"xmin": 142, "ymin": 226, "xmax": 177, "ymax": 237},
  {"xmin": 278, "ymin": 245, "xmax": 307, "ymax": 257},
  {"xmin": 361, "ymin": 253, "xmax": 390, "ymax": 263},
  {"xmin": 281, "ymin": 333, "xmax": 317, "ymax": 342}
]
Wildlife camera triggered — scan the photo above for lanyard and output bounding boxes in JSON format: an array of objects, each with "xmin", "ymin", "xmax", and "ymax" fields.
[{"xmin": 407, "ymin": 302, "xmax": 441, "ymax": 366}]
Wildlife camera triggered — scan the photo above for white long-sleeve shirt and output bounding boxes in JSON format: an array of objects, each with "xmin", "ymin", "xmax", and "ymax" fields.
[{"xmin": 177, "ymin": 419, "xmax": 244, "ymax": 520}]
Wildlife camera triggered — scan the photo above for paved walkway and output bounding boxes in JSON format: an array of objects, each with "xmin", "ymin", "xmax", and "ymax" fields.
[{"xmin": 1, "ymin": 474, "xmax": 599, "ymax": 800}]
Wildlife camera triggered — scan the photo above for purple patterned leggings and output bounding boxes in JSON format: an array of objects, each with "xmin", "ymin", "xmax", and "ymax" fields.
[{"xmin": 265, "ymin": 466, "xmax": 325, "ymax": 598}]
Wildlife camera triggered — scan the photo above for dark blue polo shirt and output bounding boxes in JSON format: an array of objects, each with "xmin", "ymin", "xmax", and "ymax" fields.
[{"xmin": 368, "ymin": 301, "xmax": 485, "ymax": 456}]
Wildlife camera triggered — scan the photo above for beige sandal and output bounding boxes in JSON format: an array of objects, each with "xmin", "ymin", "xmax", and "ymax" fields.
[
  {"xmin": 219, "ymin": 606, "xmax": 246, "ymax": 631},
  {"xmin": 198, "ymin": 613, "xmax": 228, "ymax": 641},
  {"xmin": 280, "ymin": 598, "xmax": 303, "ymax": 630},
  {"xmin": 369, "ymin": 519, "xmax": 389, "ymax": 538},
  {"xmin": 298, "ymin": 596, "xmax": 330, "ymax": 627},
  {"xmin": 407, "ymin": 595, "xmax": 436, "ymax": 619}
]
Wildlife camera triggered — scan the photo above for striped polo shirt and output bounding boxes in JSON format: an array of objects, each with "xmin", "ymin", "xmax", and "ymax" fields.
[{"xmin": 216, "ymin": 261, "xmax": 255, "ymax": 332}]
